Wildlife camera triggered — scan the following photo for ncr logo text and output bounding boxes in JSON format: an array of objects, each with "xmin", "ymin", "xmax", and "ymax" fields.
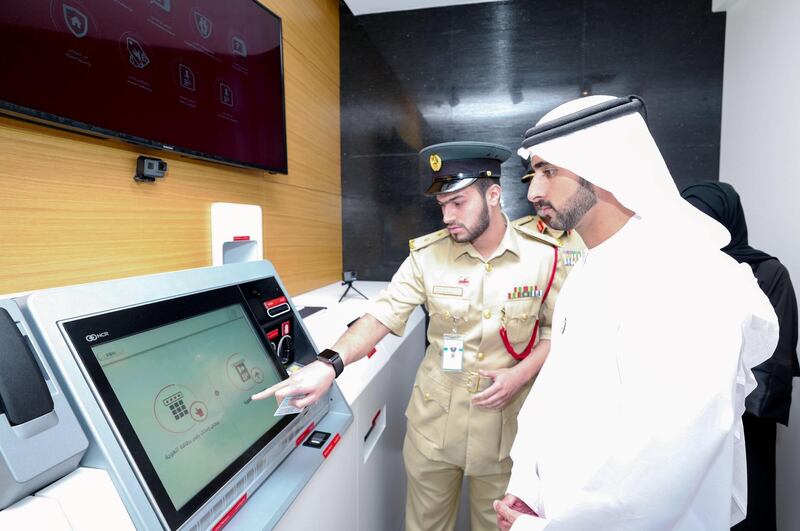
[{"xmin": 86, "ymin": 332, "xmax": 110, "ymax": 342}]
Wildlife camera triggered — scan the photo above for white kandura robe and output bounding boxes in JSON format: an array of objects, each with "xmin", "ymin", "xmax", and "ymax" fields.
[{"xmin": 507, "ymin": 216, "xmax": 778, "ymax": 530}]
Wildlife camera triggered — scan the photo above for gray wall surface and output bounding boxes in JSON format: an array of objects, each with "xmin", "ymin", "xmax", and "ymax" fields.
[{"xmin": 340, "ymin": 0, "xmax": 726, "ymax": 280}]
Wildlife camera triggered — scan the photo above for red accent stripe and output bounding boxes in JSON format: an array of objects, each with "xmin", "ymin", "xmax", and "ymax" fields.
[
  {"xmin": 367, "ymin": 347, "xmax": 377, "ymax": 358},
  {"xmin": 322, "ymin": 433, "xmax": 341, "ymax": 458},
  {"xmin": 264, "ymin": 296, "xmax": 288, "ymax": 309},
  {"xmin": 296, "ymin": 422, "xmax": 316, "ymax": 446},
  {"xmin": 266, "ymin": 329, "xmax": 279, "ymax": 341},
  {"xmin": 232, "ymin": 235, "xmax": 250, "ymax": 241},
  {"xmin": 499, "ymin": 246, "xmax": 559, "ymax": 361},
  {"xmin": 371, "ymin": 409, "xmax": 381, "ymax": 426},
  {"xmin": 212, "ymin": 494, "xmax": 248, "ymax": 531},
  {"xmin": 541, "ymin": 246, "xmax": 558, "ymax": 302}
]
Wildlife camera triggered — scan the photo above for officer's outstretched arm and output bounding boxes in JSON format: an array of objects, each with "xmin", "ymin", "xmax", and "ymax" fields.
[{"xmin": 251, "ymin": 314, "xmax": 391, "ymax": 408}]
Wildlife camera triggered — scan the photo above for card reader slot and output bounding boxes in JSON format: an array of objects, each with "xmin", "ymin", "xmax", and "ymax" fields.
[
  {"xmin": 266, "ymin": 303, "xmax": 290, "ymax": 318},
  {"xmin": 0, "ymin": 309, "xmax": 54, "ymax": 425}
]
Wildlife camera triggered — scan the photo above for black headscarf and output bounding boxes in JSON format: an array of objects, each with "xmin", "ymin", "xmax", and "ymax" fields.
[{"xmin": 680, "ymin": 181, "xmax": 774, "ymax": 267}]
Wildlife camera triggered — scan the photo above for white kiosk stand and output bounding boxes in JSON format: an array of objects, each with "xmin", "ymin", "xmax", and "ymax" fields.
[{"xmin": 0, "ymin": 267, "xmax": 428, "ymax": 531}]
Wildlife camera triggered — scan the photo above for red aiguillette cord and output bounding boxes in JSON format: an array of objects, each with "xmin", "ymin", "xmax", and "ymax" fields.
[{"xmin": 499, "ymin": 246, "xmax": 559, "ymax": 360}]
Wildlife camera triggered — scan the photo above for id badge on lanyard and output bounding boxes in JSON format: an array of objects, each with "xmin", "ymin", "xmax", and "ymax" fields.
[{"xmin": 442, "ymin": 316, "xmax": 464, "ymax": 372}]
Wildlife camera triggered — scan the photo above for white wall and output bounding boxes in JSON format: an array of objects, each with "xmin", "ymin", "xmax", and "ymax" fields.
[
  {"xmin": 343, "ymin": 0, "xmax": 504, "ymax": 16},
  {"xmin": 716, "ymin": 0, "xmax": 800, "ymax": 529}
]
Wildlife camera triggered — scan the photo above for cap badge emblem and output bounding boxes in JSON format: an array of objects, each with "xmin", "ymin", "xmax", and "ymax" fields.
[{"xmin": 430, "ymin": 153, "xmax": 442, "ymax": 172}]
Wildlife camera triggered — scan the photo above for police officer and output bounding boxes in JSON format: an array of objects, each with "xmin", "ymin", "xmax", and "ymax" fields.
[{"xmin": 254, "ymin": 141, "xmax": 566, "ymax": 531}]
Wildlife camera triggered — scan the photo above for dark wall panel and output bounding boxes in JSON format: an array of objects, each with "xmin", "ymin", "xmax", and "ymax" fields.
[{"xmin": 341, "ymin": 0, "xmax": 725, "ymax": 280}]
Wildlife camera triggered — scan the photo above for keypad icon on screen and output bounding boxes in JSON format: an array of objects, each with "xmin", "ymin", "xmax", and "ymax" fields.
[{"xmin": 163, "ymin": 391, "xmax": 188, "ymax": 420}]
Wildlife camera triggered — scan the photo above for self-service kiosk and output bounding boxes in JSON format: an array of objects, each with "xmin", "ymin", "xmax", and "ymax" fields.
[{"xmin": 0, "ymin": 261, "xmax": 353, "ymax": 530}]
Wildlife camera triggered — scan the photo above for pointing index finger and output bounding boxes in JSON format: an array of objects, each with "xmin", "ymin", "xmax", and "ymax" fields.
[{"xmin": 251, "ymin": 379, "xmax": 291, "ymax": 401}]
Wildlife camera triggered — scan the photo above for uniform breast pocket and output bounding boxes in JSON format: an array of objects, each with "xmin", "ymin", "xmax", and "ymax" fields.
[
  {"xmin": 427, "ymin": 297, "xmax": 470, "ymax": 335},
  {"xmin": 502, "ymin": 298, "xmax": 541, "ymax": 346}
]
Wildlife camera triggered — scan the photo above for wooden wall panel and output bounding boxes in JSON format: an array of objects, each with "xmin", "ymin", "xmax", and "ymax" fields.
[
  {"xmin": 0, "ymin": 0, "xmax": 341, "ymax": 296},
  {"xmin": 273, "ymin": 40, "xmax": 341, "ymax": 195},
  {"xmin": 262, "ymin": 0, "xmax": 339, "ymax": 86},
  {"xmin": 262, "ymin": 182, "xmax": 342, "ymax": 294}
]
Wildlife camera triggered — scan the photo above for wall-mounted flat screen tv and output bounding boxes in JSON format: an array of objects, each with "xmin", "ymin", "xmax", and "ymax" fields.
[{"xmin": 0, "ymin": 0, "xmax": 287, "ymax": 173}]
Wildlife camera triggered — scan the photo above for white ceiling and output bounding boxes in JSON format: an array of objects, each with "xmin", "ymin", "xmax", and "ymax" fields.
[
  {"xmin": 711, "ymin": 0, "xmax": 742, "ymax": 12},
  {"xmin": 343, "ymin": 0, "xmax": 506, "ymax": 16}
]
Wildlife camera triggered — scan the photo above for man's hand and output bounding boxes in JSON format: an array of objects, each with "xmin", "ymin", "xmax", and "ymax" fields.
[
  {"xmin": 471, "ymin": 367, "xmax": 526, "ymax": 409},
  {"xmin": 494, "ymin": 494, "xmax": 536, "ymax": 530},
  {"xmin": 251, "ymin": 360, "xmax": 335, "ymax": 408}
]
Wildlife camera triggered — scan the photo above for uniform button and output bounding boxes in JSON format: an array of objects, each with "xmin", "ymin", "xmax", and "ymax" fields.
[
  {"xmin": 485, "ymin": 263, "xmax": 493, "ymax": 272},
  {"xmin": 444, "ymin": 310, "xmax": 451, "ymax": 319},
  {"xmin": 424, "ymin": 392, "xmax": 431, "ymax": 400},
  {"xmin": 477, "ymin": 352, "xmax": 485, "ymax": 361},
  {"xmin": 483, "ymin": 310, "xmax": 492, "ymax": 319},
  {"xmin": 521, "ymin": 313, "xmax": 528, "ymax": 320}
]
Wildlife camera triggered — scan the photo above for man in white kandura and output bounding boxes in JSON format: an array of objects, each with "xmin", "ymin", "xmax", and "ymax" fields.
[{"xmin": 493, "ymin": 95, "xmax": 779, "ymax": 531}]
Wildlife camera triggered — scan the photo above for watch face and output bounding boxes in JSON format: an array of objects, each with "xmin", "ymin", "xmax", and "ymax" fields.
[
  {"xmin": 318, "ymin": 349, "xmax": 342, "ymax": 377},
  {"xmin": 320, "ymin": 349, "xmax": 338, "ymax": 361}
]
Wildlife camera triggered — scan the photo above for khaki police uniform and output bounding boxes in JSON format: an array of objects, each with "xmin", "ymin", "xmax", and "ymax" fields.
[
  {"xmin": 527, "ymin": 214, "xmax": 587, "ymax": 283},
  {"xmin": 367, "ymin": 214, "xmax": 566, "ymax": 531}
]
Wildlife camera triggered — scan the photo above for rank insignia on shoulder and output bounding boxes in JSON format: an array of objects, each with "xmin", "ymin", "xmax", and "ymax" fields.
[
  {"xmin": 508, "ymin": 285, "xmax": 543, "ymax": 299},
  {"xmin": 409, "ymin": 228, "xmax": 449, "ymax": 251},
  {"xmin": 562, "ymin": 250, "xmax": 583, "ymax": 266},
  {"xmin": 510, "ymin": 217, "xmax": 561, "ymax": 247}
]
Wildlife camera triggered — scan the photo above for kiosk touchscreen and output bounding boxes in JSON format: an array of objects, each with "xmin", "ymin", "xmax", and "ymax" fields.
[
  {"xmin": 63, "ymin": 288, "xmax": 290, "ymax": 529},
  {"xmin": 17, "ymin": 261, "xmax": 352, "ymax": 530}
]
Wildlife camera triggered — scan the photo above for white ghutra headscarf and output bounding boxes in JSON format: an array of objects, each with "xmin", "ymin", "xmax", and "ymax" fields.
[{"xmin": 516, "ymin": 95, "xmax": 778, "ymax": 526}]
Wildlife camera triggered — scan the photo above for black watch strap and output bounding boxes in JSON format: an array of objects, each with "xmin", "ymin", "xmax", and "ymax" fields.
[{"xmin": 317, "ymin": 348, "xmax": 344, "ymax": 378}]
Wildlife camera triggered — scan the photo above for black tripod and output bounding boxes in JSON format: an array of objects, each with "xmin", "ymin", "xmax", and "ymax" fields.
[{"xmin": 338, "ymin": 280, "xmax": 368, "ymax": 303}]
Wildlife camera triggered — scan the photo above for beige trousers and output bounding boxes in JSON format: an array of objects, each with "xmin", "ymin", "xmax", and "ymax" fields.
[{"xmin": 403, "ymin": 435, "xmax": 510, "ymax": 531}]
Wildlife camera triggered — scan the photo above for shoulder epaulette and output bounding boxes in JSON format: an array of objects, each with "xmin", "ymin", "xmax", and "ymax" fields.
[
  {"xmin": 409, "ymin": 228, "xmax": 449, "ymax": 251},
  {"xmin": 511, "ymin": 216, "xmax": 561, "ymax": 247}
]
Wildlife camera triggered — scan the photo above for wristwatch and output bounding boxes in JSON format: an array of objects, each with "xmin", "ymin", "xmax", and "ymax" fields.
[{"xmin": 317, "ymin": 348, "xmax": 344, "ymax": 378}]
